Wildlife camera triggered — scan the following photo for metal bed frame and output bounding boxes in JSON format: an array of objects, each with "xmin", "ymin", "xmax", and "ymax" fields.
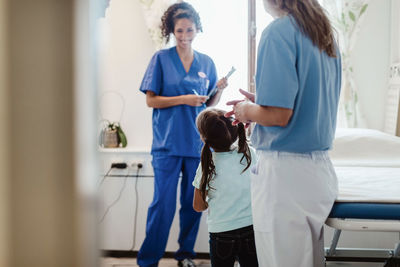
[{"xmin": 325, "ymin": 202, "xmax": 400, "ymax": 262}]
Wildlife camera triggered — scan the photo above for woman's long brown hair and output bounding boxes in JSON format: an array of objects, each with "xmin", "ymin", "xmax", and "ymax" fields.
[
  {"xmin": 268, "ymin": 0, "xmax": 337, "ymax": 58},
  {"xmin": 196, "ymin": 109, "xmax": 251, "ymax": 203}
]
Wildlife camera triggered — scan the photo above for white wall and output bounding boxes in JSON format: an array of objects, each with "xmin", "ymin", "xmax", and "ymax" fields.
[
  {"xmin": 98, "ymin": 0, "xmax": 154, "ymax": 151},
  {"xmin": 98, "ymin": 151, "xmax": 210, "ymax": 252},
  {"xmin": 352, "ymin": 0, "xmax": 391, "ymax": 130},
  {"xmin": 390, "ymin": 0, "xmax": 400, "ymax": 63}
]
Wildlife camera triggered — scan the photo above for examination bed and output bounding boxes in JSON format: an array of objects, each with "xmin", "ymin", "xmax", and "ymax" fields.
[{"xmin": 325, "ymin": 128, "xmax": 400, "ymax": 262}]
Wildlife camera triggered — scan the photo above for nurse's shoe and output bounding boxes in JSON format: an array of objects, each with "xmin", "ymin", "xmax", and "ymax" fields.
[{"xmin": 178, "ymin": 258, "xmax": 196, "ymax": 267}]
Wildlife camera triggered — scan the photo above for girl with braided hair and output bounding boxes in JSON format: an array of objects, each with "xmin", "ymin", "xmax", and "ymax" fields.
[{"xmin": 192, "ymin": 108, "xmax": 258, "ymax": 267}]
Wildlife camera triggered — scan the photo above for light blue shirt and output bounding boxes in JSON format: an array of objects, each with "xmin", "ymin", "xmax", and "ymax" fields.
[
  {"xmin": 251, "ymin": 15, "xmax": 342, "ymax": 153},
  {"xmin": 140, "ymin": 47, "xmax": 217, "ymax": 157},
  {"xmin": 192, "ymin": 148, "xmax": 256, "ymax": 233}
]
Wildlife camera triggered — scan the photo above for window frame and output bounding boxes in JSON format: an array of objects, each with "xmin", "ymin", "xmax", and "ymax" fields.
[{"xmin": 248, "ymin": 0, "xmax": 256, "ymax": 94}]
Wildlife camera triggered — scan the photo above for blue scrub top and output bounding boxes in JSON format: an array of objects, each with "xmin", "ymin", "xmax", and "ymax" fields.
[
  {"xmin": 140, "ymin": 47, "xmax": 217, "ymax": 157},
  {"xmin": 251, "ymin": 15, "xmax": 342, "ymax": 153}
]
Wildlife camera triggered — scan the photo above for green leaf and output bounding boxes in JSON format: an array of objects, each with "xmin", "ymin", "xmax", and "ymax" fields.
[
  {"xmin": 349, "ymin": 11, "xmax": 356, "ymax": 22},
  {"xmin": 116, "ymin": 126, "xmax": 128, "ymax": 148},
  {"xmin": 360, "ymin": 4, "xmax": 368, "ymax": 16},
  {"xmin": 139, "ymin": 0, "xmax": 154, "ymax": 8}
]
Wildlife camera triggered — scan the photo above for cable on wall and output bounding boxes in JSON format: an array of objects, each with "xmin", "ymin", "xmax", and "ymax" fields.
[
  {"xmin": 98, "ymin": 162, "xmax": 143, "ymax": 249},
  {"xmin": 99, "ymin": 168, "xmax": 130, "ymax": 223},
  {"xmin": 98, "ymin": 167, "xmax": 113, "ymax": 188},
  {"xmin": 130, "ymin": 166, "xmax": 141, "ymax": 250}
]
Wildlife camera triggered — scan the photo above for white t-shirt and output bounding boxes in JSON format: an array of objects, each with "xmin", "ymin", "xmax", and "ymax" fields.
[{"xmin": 192, "ymin": 147, "xmax": 256, "ymax": 233}]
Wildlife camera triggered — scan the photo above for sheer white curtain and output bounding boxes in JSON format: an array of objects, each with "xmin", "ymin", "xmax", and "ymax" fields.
[
  {"xmin": 100, "ymin": 0, "xmax": 175, "ymax": 49},
  {"xmin": 322, "ymin": 0, "xmax": 370, "ymax": 128},
  {"xmin": 139, "ymin": 0, "xmax": 177, "ymax": 50}
]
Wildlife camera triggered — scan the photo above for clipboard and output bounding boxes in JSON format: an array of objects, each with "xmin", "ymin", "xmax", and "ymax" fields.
[{"xmin": 207, "ymin": 66, "xmax": 236, "ymax": 98}]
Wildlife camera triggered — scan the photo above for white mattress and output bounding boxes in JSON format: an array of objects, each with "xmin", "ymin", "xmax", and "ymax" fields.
[
  {"xmin": 330, "ymin": 128, "xmax": 400, "ymax": 203},
  {"xmin": 334, "ymin": 166, "xmax": 400, "ymax": 203}
]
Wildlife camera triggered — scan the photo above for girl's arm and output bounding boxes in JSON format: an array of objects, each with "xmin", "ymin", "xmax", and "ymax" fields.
[
  {"xmin": 193, "ymin": 188, "xmax": 208, "ymax": 212},
  {"xmin": 146, "ymin": 91, "xmax": 208, "ymax": 108}
]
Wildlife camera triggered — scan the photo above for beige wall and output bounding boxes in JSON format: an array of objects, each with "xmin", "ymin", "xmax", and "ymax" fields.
[
  {"xmin": 0, "ymin": 0, "xmax": 100, "ymax": 266},
  {"xmin": 0, "ymin": 0, "xmax": 10, "ymax": 265},
  {"xmin": 8, "ymin": 1, "xmax": 76, "ymax": 266}
]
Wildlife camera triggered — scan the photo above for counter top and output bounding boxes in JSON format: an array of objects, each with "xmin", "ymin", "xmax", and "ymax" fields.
[{"xmin": 98, "ymin": 147, "xmax": 151, "ymax": 154}]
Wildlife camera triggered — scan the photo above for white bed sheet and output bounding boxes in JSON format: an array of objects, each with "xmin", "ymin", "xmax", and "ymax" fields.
[
  {"xmin": 334, "ymin": 166, "xmax": 400, "ymax": 203},
  {"xmin": 329, "ymin": 128, "xmax": 400, "ymax": 203}
]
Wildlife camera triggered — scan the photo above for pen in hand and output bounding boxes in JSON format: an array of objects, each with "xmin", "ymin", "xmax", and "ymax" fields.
[{"xmin": 191, "ymin": 89, "xmax": 208, "ymax": 106}]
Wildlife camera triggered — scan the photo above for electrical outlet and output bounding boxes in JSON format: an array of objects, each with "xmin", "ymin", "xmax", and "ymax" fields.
[
  {"xmin": 131, "ymin": 160, "xmax": 144, "ymax": 169},
  {"xmin": 111, "ymin": 162, "xmax": 128, "ymax": 169}
]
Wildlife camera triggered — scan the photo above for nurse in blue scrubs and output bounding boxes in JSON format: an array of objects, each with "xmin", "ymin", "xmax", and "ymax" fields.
[
  {"xmin": 226, "ymin": 0, "xmax": 341, "ymax": 266},
  {"xmin": 137, "ymin": 2, "xmax": 227, "ymax": 267}
]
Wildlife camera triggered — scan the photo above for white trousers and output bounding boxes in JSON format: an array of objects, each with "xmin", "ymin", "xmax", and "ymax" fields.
[{"xmin": 251, "ymin": 151, "xmax": 338, "ymax": 267}]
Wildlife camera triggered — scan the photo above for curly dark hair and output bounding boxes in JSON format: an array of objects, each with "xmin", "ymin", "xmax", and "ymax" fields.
[{"xmin": 160, "ymin": 2, "xmax": 203, "ymax": 44}]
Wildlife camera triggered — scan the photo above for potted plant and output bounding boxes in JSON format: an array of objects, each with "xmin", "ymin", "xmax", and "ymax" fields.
[{"xmin": 99, "ymin": 120, "xmax": 127, "ymax": 148}]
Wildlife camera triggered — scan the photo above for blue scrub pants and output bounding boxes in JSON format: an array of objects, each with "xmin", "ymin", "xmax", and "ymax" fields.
[{"xmin": 137, "ymin": 155, "xmax": 202, "ymax": 267}]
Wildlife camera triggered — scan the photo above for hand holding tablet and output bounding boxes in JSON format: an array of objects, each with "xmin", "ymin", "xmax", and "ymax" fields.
[{"xmin": 207, "ymin": 66, "xmax": 236, "ymax": 98}]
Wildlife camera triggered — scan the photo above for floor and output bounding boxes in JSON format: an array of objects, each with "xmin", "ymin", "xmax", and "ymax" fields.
[
  {"xmin": 100, "ymin": 258, "xmax": 212, "ymax": 267},
  {"xmin": 100, "ymin": 257, "xmax": 386, "ymax": 267}
]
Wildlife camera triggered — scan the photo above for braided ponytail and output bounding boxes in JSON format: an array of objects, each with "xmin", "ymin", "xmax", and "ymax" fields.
[
  {"xmin": 237, "ymin": 123, "xmax": 252, "ymax": 173},
  {"xmin": 199, "ymin": 142, "xmax": 215, "ymax": 203}
]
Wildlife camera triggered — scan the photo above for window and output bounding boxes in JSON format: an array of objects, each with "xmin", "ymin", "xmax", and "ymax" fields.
[{"xmin": 187, "ymin": 0, "xmax": 271, "ymax": 110}]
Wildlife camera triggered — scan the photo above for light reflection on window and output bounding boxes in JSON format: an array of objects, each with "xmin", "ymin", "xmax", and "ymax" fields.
[{"xmin": 187, "ymin": 0, "xmax": 248, "ymax": 111}]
